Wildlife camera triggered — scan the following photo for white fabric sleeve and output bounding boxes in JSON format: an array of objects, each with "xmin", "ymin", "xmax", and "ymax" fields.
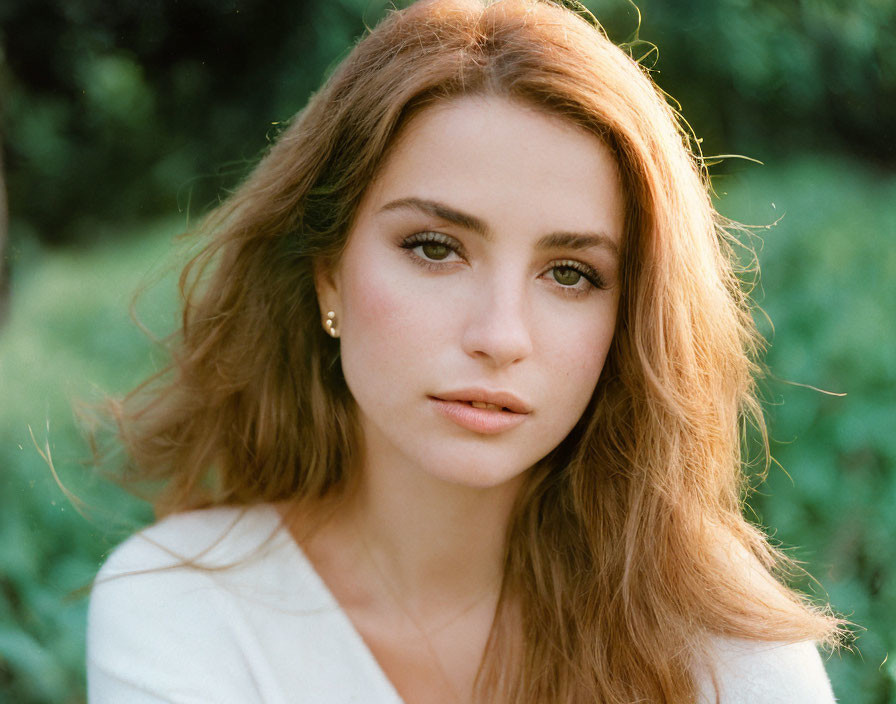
[
  {"xmin": 696, "ymin": 638, "xmax": 837, "ymax": 704},
  {"xmin": 86, "ymin": 535, "xmax": 261, "ymax": 704}
]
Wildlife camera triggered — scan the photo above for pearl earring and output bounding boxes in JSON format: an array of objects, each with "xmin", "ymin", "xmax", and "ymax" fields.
[{"xmin": 325, "ymin": 311, "xmax": 339, "ymax": 338}]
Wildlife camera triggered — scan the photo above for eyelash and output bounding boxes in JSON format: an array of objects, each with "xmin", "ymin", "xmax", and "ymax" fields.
[
  {"xmin": 400, "ymin": 231, "xmax": 463, "ymax": 266},
  {"xmin": 399, "ymin": 231, "xmax": 608, "ymax": 295}
]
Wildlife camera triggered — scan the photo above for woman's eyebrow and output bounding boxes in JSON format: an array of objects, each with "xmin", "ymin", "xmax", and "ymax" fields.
[
  {"xmin": 536, "ymin": 232, "xmax": 619, "ymax": 258},
  {"xmin": 378, "ymin": 196, "xmax": 618, "ymax": 257},
  {"xmin": 379, "ymin": 197, "xmax": 489, "ymax": 236}
]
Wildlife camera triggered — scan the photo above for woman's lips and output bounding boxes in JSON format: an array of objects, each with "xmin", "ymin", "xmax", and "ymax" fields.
[
  {"xmin": 430, "ymin": 388, "xmax": 532, "ymax": 414},
  {"xmin": 429, "ymin": 397, "xmax": 528, "ymax": 435}
]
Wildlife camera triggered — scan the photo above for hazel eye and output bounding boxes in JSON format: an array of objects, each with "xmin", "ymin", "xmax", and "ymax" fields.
[
  {"xmin": 400, "ymin": 231, "xmax": 464, "ymax": 265},
  {"xmin": 544, "ymin": 259, "xmax": 608, "ymax": 295},
  {"xmin": 420, "ymin": 242, "xmax": 452, "ymax": 261},
  {"xmin": 552, "ymin": 266, "xmax": 583, "ymax": 286}
]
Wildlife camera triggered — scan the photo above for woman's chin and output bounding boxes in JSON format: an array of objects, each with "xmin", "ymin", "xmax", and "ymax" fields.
[{"xmin": 418, "ymin": 460, "xmax": 531, "ymax": 492}]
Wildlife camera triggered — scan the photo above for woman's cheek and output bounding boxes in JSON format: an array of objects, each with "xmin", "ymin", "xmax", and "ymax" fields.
[{"xmin": 340, "ymin": 256, "xmax": 443, "ymax": 371}]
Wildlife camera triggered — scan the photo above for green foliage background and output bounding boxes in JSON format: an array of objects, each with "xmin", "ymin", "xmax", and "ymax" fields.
[{"xmin": 1, "ymin": 1, "xmax": 893, "ymax": 702}]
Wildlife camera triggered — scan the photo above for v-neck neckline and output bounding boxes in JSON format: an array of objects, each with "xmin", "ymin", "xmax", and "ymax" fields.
[{"xmin": 261, "ymin": 504, "xmax": 408, "ymax": 704}]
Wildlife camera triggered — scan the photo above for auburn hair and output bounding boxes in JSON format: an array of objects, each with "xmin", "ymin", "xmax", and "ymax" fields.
[{"xmin": 100, "ymin": 1, "xmax": 842, "ymax": 701}]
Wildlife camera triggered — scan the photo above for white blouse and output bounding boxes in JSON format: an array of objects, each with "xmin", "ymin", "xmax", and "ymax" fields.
[{"xmin": 86, "ymin": 505, "xmax": 837, "ymax": 703}]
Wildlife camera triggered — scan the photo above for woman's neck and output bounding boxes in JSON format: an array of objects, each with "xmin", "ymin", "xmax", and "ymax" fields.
[
  {"xmin": 281, "ymin": 446, "xmax": 524, "ymax": 704},
  {"xmin": 342, "ymin": 447, "xmax": 523, "ymax": 621}
]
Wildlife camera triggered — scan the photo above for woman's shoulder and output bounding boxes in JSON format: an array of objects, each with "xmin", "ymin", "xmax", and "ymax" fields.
[
  {"xmin": 89, "ymin": 503, "xmax": 295, "ymax": 652},
  {"xmin": 693, "ymin": 532, "xmax": 838, "ymax": 701},
  {"xmin": 96, "ymin": 503, "xmax": 284, "ymax": 575},
  {"xmin": 86, "ymin": 503, "xmax": 316, "ymax": 702},
  {"xmin": 696, "ymin": 637, "xmax": 837, "ymax": 703},
  {"xmin": 89, "ymin": 502, "xmax": 309, "ymax": 632}
]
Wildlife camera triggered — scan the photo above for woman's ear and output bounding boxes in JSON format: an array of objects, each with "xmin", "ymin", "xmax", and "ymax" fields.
[{"xmin": 312, "ymin": 258, "xmax": 340, "ymax": 318}]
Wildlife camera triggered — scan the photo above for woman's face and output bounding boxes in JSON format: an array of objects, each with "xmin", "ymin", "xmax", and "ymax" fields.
[{"xmin": 316, "ymin": 95, "xmax": 624, "ymax": 489}]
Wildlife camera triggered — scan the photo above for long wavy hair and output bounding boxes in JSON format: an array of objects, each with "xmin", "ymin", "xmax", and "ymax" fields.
[{"xmin": 100, "ymin": 0, "xmax": 842, "ymax": 701}]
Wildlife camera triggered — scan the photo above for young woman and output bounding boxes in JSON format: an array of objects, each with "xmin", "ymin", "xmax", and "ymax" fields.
[{"xmin": 87, "ymin": 1, "xmax": 843, "ymax": 702}]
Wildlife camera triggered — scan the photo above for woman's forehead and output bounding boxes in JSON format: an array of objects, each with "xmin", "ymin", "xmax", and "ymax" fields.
[{"xmin": 357, "ymin": 95, "xmax": 625, "ymax": 247}]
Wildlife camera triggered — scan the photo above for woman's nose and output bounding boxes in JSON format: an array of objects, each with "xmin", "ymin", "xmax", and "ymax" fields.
[{"xmin": 461, "ymin": 277, "xmax": 534, "ymax": 368}]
